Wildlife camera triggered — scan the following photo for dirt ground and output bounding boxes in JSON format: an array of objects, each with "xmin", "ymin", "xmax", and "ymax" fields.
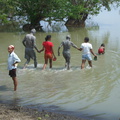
[{"xmin": 0, "ymin": 104, "xmax": 88, "ymax": 120}]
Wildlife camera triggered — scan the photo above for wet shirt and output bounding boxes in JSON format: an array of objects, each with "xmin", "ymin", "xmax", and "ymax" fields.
[
  {"xmin": 22, "ymin": 33, "xmax": 36, "ymax": 49},
  {"xmin": 8, "ymin": 51, "xmax": 21, "ymax": 70},
  {"xmin": 80, "ymin": 43, "xmax": 92, "ymax": 55},
  {"xmin": 42, "ymin": 41, "xmax": 54, "ymax": 54}
]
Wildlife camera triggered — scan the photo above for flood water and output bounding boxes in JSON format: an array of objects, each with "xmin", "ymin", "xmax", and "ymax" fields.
[{"xmin": 0, "ymin": 8, "xmax": 120, "ymax": 120}]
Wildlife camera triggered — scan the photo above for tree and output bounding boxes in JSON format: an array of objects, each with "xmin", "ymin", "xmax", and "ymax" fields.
[
  {"xmin": 12, "ymin": 0, "xmax": 69, "ymax": 31},
  {"xmin": 65, "ymin": 0, "xmax": 120, "ymax": 27},
  {"xmin": 0, "ymin": 0, "xmax": 15, "ymax": 24},
  {"xmin": 0, "ymin": 0, "xmax": 120, "ymax": 30}
]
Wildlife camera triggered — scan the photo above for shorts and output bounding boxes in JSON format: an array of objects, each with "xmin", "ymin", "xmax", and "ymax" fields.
[
  {"xmin": 44, "ymin": 53, "xmax": 53, "ymax": 60},
  {"xmin": 98, "ymin": 48, "xmax": 104, "ymax": 54},
  {"xmin": 63, "ymin": 52, "xmax": 70, "ymax": 63},
  {"xmin": 82, "ymin": 54, "xmax": 92, "ymax": 61},
  {"xmin": 9, "ymin": 69, "xmax": 16, "ymax": 77},
  {"xmin": 25, "ymin": 48, "xmax": 36, "ymax": 60}
]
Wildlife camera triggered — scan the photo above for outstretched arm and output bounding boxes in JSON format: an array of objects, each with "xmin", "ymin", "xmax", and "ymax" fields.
[
  {"xmin": 38, "ymin": 46, "xmax": 44, "ymax": 53},
  {"xmin": 71, "ymin": 42, "xmax": 79, "ymax": 49},
  {"xmin": 78, "ymin": 48, "xmax": 82, "ymax": 51}
]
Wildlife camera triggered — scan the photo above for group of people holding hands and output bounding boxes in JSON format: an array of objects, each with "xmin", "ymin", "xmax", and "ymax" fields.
[{"xmin": 7, "ymin": 28, "xmax": 105, "ymax": 91}]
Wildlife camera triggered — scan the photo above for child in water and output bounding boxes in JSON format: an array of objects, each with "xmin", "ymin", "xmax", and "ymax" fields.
[
  {"xmin": 7, "ymin": 45, "xmax": 21, "ymax": 91},
  {"xmin": 98, "ymin": 43, "xmax": 105, "ymax": 54},
  {"xmin": 38, "ymin": 35, "xmax": 56, "ymax": 70}
]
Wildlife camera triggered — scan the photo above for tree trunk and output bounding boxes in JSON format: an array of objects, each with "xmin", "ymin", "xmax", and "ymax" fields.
[
  {"xmin": 65, "ymin": 13, "xmax": 88, "ymax": 27},
  {"xmin": 65, "ymin": 19, "xmax": 85, "ymax": 27},
  {"xmin": 22, "ymin": 23, "xmax": 43, "ymax": 31},
  {"xmin": 23, "ymin": 15, "xmax": 43, "ymax": 31}
]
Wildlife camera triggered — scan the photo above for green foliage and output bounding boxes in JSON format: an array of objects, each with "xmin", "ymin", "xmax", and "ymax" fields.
[
  {"xmin": 0, "ymin": 0, "xmax": 120, "ymax": 26},
  {"xmin": 0, "ymin": 0, "xmax": 12, "ymax": 24}
]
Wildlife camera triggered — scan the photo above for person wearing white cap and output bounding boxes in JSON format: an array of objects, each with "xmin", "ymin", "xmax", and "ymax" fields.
[
  {"xmin": 58, "ymin": 35, "xmax": 78, "ymax": 70},
  {"xmin": 22, "ymin": 28, "xmax": 39, "ymax": 68},
  {"xmin": 7, "ymin": 45, "xmax": 21, "ymax": 91}
]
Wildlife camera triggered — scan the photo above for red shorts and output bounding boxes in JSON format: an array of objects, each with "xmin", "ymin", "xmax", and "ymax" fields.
[
  {"xmin": 98, "ymin": 48, "xmax": 104, "ymax": 54},
  {"xmin": 44, "ymin": 53, "xmax": 53, "ymax": 60}
]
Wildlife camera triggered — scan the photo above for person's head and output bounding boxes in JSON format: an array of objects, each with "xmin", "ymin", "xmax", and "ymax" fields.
[
  {"xmin": 31, "ymin": 28, "xmax": 36, "ymax": 34},
  {"xmin": 45, "ymin": 35, "xmax": 51, "ymax": 41},
  {"xmin": 84, "ymin": 37, "xmax": 89, "ymax": 42},
  {"xmin": 101, "ymin": 43, "xmax": 105, "ymax": 47},
  {"xmin": 66, "ymin": 35, "xmax": 71, "ymax": 40},
  {"xmin": 8, "ymin": 45, "xmax": 15, "ymax": 53}
]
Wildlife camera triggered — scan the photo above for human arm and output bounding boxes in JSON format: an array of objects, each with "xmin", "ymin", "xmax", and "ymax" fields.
[
  {"xmin": 77, "ymin": 43, "xmax": 83, "ymax": 51},
  {"xmin": 103, "ymin": 47, "xmax": 105, "ymax": 53},
  {"xmin": 22, "ymin": 36, "xmax": 26, "ymax": 47},
  {"xmin": 32, "ymin": 36, "xmax": 39, "ymax": 52},
  {"xmin": 71, "ymin": 42, "xmax": 79, "ymax": 49},
  {"xmin": 38, "ymin": 46, "xmax": 44, "ymax": 53},
  {"xmin": 58, "ymin": 43, "xmax": 63, "ymax": 56},
  {"xmin": 78, "ymin": 48, "xmax": 82, "ymax": 51},
  {"xmin": 90, "ymin": 49, "xmax": 97, "ymax": 56},
  {"xmin": 52, "ymin": 47, "xmax": 56, "ymax": 59},
  {"xmin": 13, "ymin": 53, "xmax": 21, "ymax": 66}
]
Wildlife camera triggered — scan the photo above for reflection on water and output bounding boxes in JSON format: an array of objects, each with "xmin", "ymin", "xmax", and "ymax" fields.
[{"xmin": 0, "ymin": 8, "xmax": 120, "ymax": 120}]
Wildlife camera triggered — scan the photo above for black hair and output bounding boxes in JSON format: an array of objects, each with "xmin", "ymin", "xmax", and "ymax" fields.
[
  {"xmin": 84, "ymin": 37, "xmax": 89, "ymax": 42},
  {"xmin": 101, "ymin": 43, "xmax": 105, "ymax": 47},
  {"xmin": 45, "ymin": 35, "xmax": 51, "ymax": 41}
]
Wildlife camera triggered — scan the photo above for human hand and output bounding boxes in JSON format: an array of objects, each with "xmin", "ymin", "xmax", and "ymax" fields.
[
  {"xmin": 13, "ymin": 63, "xmax": 18, "ymax": 67},
  {"xmin": 37, "ymin": 50, "xmax": 41, "ymax": 53},
  {"xmin": 53, "ymin": 56, "xmax": 57, "ymax": 61}
]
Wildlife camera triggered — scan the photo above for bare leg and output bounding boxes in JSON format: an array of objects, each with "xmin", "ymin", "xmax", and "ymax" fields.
[
  {"xmin": 23, "ymin": 59, "xmax": 30, "ymax": 69},
  {"xmin": 49, "ymin": 59, "xmax": 52, "ymax": 68},
  {"xmin": 67, "ymin": 58, "xmax": 70, "ymax": 70},
  {"xmin": 67, "ymin": 63, "xmax": 70, "ymax": 70},
  {"xmin": 65, "ymin": 63, "xmax": 67, "ymax": 68},
  {"xmin": 88, "ymin": 61, "xmax": 92, "ymax": 67},
  {"xmin": 65, "ymin": 58, "xmax": 67, "ymax": 68},
  {"xmin": 42, "ymin": 64, "xmax": 47, "ymax": 70},
  {"xmin": 42, "ymin": 58, "xmax": 48, "ymax": 70},
  {"xmin": 81, "ymin": 59, "xmax": 86, "ymax": 69},
  {"xmin": 64, "ymin": 57, "xmax": 70, "ymax": 70},
  {"xmin": 34, "ymin": 57, "xmax": 37, "ymax": 68},
  {"xmin": 12, "ymin": 77, "xmax": 18, "ymax": 91}
]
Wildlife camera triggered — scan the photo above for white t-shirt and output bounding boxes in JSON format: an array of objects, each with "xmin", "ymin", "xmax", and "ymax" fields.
[{"xmin": 80, "ymin": 43, "xmax": 92, "ymax": 55}]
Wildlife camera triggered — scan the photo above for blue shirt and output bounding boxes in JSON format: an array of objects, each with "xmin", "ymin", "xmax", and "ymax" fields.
[{"xmin": 7, "ymin": 51, "xmax": 21, "ymax": 70}]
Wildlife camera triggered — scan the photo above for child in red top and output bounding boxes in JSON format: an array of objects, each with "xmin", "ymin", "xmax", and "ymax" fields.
[
  {"xmin": 39, "ymin": 35, "xmax": 56, "ymax": 70},
  {"xmin": 98, "ymin": 43, "xmax": 105, "ymax": 54}
]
